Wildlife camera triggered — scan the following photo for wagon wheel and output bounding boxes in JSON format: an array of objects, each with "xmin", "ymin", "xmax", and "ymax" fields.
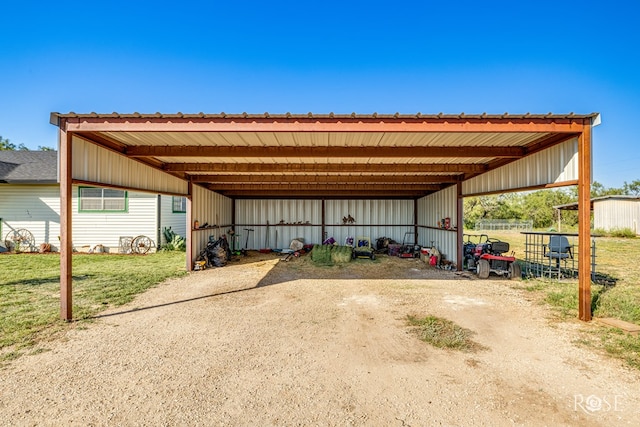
[
  {"xmin": 477, "ymin": 259, "xmax": 490, "ymax": 279},
  {"xmin": 509, "ymin": 262, "xmax": 522, "ymax": 280},
  {"xmin": 4, "ymin": 228, "xmax": 35, "ymax": 253},
  {"xmin": 131, "ymin": 235, "xmax": 154, "ymax": 254}
]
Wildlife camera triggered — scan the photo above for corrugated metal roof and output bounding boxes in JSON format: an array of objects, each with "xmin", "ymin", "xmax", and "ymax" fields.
[
  {"xmin": 555, "ymin": 195, "xmax": 640, "ymax": 211},
  {"xmin": 52, "ymin": 111, "xmax": 600, "ymax": 121},
  {"xmin": 51, "ymin": 112, "xmax": 598, "ymax": 199}
]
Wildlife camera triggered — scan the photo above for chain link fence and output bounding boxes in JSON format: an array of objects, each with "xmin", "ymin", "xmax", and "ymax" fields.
[{"xmin": 474, "ymin": 219, "xmax": 533, "ymax": 232}]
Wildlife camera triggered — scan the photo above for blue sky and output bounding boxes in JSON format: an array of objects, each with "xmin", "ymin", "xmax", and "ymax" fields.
[{"xmin": 1, "ymin": 1, "xmax": 638, "ymax": 188}]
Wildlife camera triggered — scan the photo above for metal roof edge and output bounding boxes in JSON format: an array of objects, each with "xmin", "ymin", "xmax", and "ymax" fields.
[
  {"xmin": 49, "ymin": 111, "xmax": 601, "ymax": 123},
  {"xmin": 1, "ymin": 179, "xmax": 59, "ymax": 185},
  {"xmin": 553, "ymin": 195, "xmax": 640, "ymax": 210}
]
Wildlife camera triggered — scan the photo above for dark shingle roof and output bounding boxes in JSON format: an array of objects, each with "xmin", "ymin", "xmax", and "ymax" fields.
[{"xmin": 0, "ymin": 151, "xmax": 58, "ymax": 184}]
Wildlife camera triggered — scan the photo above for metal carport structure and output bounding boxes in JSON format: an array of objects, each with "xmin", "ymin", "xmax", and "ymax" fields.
[{"xmin": 50, "ymin": 112, "xmax": 599, "ymax": 322}]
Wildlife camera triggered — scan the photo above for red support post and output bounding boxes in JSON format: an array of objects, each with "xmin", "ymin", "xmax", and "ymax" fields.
[
  {"xmin": 456, "ymin": 181, "xmax": 464, "ymax": 271},
  {"xmin": 59, "ymin": 128, "xmax": 73, "ymax": 321},
  {"xmin": 186, "ymin": 181, "xmax": 193, "ymax": 271},
  {"xmin": 578, "ymin": 122, "xmax": 592, "ymax": 321}
]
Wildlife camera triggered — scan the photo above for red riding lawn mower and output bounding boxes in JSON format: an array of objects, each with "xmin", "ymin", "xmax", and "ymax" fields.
[{"xmin": 462, "ymin": 234, "xmax": 521, "ymax": 280}]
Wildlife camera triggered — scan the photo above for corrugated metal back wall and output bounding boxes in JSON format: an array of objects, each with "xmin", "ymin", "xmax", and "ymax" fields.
[
  {"xmin": 235, "ymin": 200, "xmax": 414, "ymax": 250},
  {"xmin": 325, "ymin": 200, "xmax": 414, "ymax": 247},
  {"xmin": 191, "ymin": 185, "xmax": 232, "ymax": 256},
  {"xmin": 417, "ymin": 185, "xmax": 458, "ymax": 263},
  {"xmin": 235, "ymin": 200, "xmax": 322, "ymax": 250}
]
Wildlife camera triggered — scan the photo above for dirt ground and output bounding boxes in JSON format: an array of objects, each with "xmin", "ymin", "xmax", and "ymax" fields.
[{"xmin": 1, "ymin": 252, "xmax": 640, "ymax": 426}]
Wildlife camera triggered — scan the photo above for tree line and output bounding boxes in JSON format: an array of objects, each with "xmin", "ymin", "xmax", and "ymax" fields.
[
  {"xmin": 1, "ymin": 135, "xmax": 53, "ymax": 151},
  {"xmin": 464, "ymin": 180, "xmax": 640, "ymax": 229}
]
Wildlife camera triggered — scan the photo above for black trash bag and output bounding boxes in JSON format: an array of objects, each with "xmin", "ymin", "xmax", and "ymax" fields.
[
  {"xmin": 210, "ymin": 244, "xmax": 227, "ymax": 267},
  {"xmin": 203, "ymin": 235, "xmax": 231, "ymax": 268}
]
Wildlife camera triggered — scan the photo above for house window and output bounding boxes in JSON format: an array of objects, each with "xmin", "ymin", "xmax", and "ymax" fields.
[
  {"xmin": 172, "ymin": 196, "xmax": 187, "ymax": 213},
  {"xmin": 79, "ymin": 187, "xmax": 127, "ymax": 212}
]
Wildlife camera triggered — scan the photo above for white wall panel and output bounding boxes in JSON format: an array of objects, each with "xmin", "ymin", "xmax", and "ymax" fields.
[
  {"xmin": 71, "ymin": 137, "xmax": 188, "ymax": 195},
  {"xmin": 417, "ymin": 185, "xmax": 458, "ymax": 263},
  {"xmin": 191, "ymin": 186, "xmax": 232, "ymax": 259},
  {"xmin": 235, "ymin": 199, "xmax": 322, "ymax": 249},
  {"xmin": 462, "ymin": 138, "xmax": 579, "ymax": 196}
]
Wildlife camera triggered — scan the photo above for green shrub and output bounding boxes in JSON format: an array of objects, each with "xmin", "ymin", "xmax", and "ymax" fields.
[
  {"xmin": 161, "ymin": 227, "xmax": 186, "ymax": 251},
  {"xmin": 610, "ymin": 228, "xmax": 637, "ymax": 238},
  {"xmin": 592, "ymin": 228, "xmax": 636, "ymax": 238}
]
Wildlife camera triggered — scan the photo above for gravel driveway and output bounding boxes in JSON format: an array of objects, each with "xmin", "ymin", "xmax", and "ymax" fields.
[{"xmin": 1, "ymin": 254, "xmax": 639, "ymax": 426}]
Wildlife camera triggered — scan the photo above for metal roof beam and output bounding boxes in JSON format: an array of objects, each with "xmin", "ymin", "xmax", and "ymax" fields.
[
  {"xmin": 165, "ymin": 163, "xmax": 486, "ymax": 173},
  {"xmin": 217, "ymin": 190, "xmax": 428, "ymax": 198},
  {"xmin": 190, "ymin": 174, "xmax": 460, "ymax": 184},
  {"xmin": 207, "ymin": 183, "xmax": 442, "ymax": 191},
  {"xmin": 128, "ymin": 145, "xmax": 524, "ymax": 158}
]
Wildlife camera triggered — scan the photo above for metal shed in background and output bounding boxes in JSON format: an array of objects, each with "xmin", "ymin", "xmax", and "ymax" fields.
[
  {"xmin": 594, "ymin": 196, "xmax": 640, "ymax": 234},
  {"xmin": 556, "ymin": 195, "xmax": 640, "ymax": 235},
  {"xmin": 50, "ymin": 112, "xmax": 599, "ymax": 322}
]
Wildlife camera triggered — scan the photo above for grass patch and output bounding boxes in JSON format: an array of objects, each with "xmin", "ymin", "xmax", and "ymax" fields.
[
  {"xmin": 0, "ymin": 252, "xmax": 186, "ymax": 360},
  {"xmin": 406, "ymin": 314, "xmax": 486, "ymax": 352},
  {"xmin": 598, "ymin": 329, "xmax": 640, "ymax": 370}
]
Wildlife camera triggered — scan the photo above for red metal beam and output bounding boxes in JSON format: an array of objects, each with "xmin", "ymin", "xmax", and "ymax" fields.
[
  {"xmin": 207, "ymin": 183, "xmax": 442, "ymax": 191},
  {"xmin": 126, "ymin": 145, "xmax": 525, "ymax": 158},
  {"xmin": 217, "ymin": 190, "xmax": 427, "ymax": 198},
  {"xmin": 63, "ymin": 116, "xmax": 588, "ymax": 133},
  {"xmin": 189, "ymin": 174, "xmax": 460, "ymax": 184},
  {"xmin": 166, "ymin": 163, "xmax": 487, "ymax": 173}
]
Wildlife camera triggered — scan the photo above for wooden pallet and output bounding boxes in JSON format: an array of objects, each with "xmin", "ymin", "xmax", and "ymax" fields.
[{"xmin": 595, "ymin": 318, "xmax": 640, "ymax": 336}]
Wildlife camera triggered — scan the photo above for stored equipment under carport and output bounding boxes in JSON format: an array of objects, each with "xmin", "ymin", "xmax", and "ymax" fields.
[
  {"xmin": 352, "ymin": 236, "xmax": 376, "ymax": 260},
  {"xmin": 462, "ymin": 234, "xmax": 521, "ymax": 279},
  {"xmin": 399, "ymin": 232, "xmax": 417, "ymax": 258},
  {"xmin": 243, "ymin": 228, "xmax": 254, "ymax": 250}
]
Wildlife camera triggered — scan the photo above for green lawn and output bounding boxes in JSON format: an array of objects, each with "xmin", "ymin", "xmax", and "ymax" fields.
[{"xmin": 0, "ymin": 252, "xmax": 186, "ymax": 361}]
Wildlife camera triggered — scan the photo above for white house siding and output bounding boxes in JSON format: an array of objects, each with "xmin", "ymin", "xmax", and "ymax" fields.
[
  {"xmin": 0, "ymin": 184, "xmax": 61, "ymax": 249},
  {"xmin": 594, "ymin": 199, "xmax": 640, "ymax": 234},
  {"xmin": 159, "ymin": 195, "xmax": 187, "ymax": 245},
  {"xmin": 72, "ymin": 188, "xmax": 158, "ymax": 250},
  {"xmin": 417, "ymin": 185, "xmax": 458, "ymax": 263},
  {"xmin": 462, "ymin": 138, "xmax": 579, "ymax": 196}
]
